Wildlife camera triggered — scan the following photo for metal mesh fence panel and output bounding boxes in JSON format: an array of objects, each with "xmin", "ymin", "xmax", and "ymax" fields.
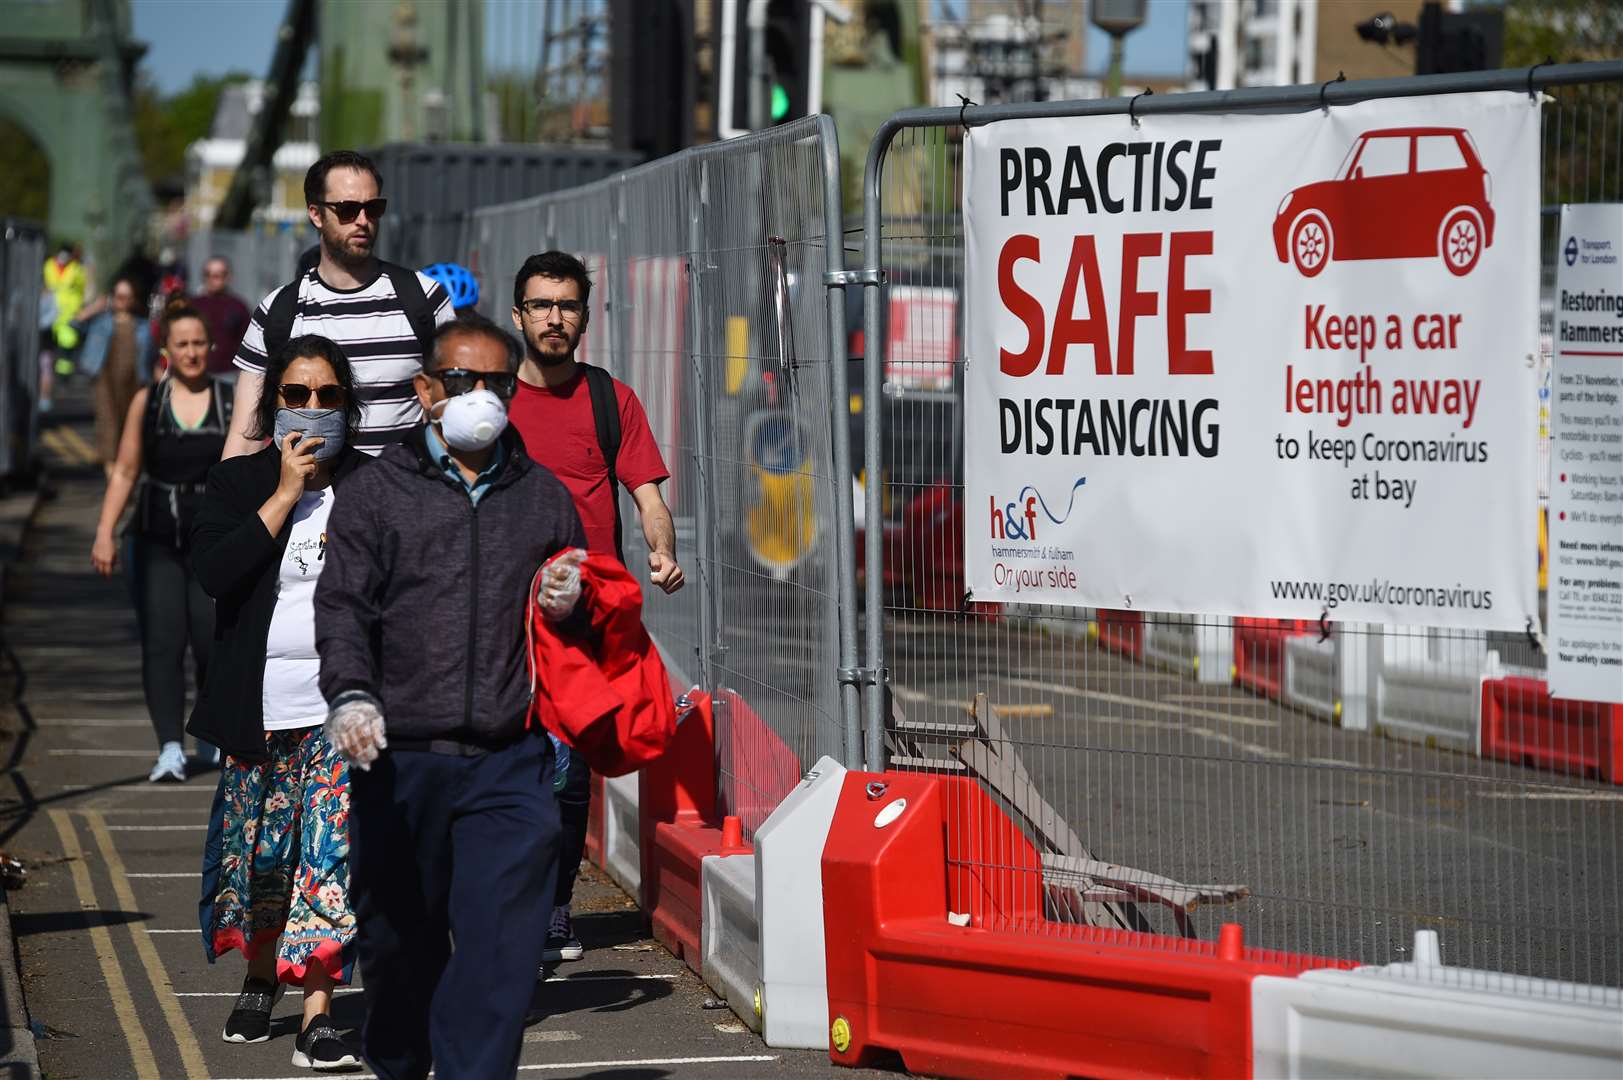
[
  {"xmin": 860, "ymin": 67, "xmax": 1623, "ymax": 998},
  {"xmin": 0, "ymin": 220, "xmax": 46, "ymax": 479},
  {"xmin": 466, "ymin": 116, "xmax": 859, "ymax": 836}
]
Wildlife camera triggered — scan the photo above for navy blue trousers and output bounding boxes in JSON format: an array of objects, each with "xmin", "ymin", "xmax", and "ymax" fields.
[{"xmin": 348, "ymin": 733, "xmax": 558, "ymax": 1080}]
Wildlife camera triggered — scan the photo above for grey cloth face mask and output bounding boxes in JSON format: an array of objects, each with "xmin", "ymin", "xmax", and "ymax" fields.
[{"xmin": 272, "ymin": 408, "xmax": 347, "ymax": 462}]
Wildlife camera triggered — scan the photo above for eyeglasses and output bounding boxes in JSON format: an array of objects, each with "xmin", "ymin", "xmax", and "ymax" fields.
[
  {"xmin": 430, "ymin": 368, "xmax": 518, "ymax": 400},
  {"xmin": 318, "ymin": 198, "xmax": 388, "ymax": 224},
  {"xmin": 518, "ymin": 298, "xmax": 584, "ymax": 320},
  {"xmin": 280, "ymin": 383, "xmax": 345, "ymax": 408}
]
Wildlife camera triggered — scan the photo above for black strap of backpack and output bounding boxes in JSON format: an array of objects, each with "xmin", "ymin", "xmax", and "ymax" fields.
[
  {"xmin": 262, "ymin": 275, "xmax": 303, "ymax": 361},
  {"xmin": 381, "ymin": 263, "xmax": 438, "ymax": 360},
  {"xmin": 581, "ymin": 364, "xmax": 624, "ymax": 563},
  {"xmin": 261, "ymin": 263, "xmax": 436, "ymax": 361}
]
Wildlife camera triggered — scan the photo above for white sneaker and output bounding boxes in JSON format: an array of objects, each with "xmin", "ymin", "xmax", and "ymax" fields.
[{"xmin": 149, "ymin": 742, "xmax": 186, "ymax": 783}]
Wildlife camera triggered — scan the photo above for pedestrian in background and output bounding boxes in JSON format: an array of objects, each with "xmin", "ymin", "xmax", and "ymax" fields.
[
  {"xmin": 508, "ymin": 250, "xmax": 683, "ymax": 967},
  {"xmin": 89, "ymin": 303, "xmax": 230, "ymax": 782},
  {"xmin": 192, "ymin": 255, "xmax": 251, "ymax": 377},
  {"xmin": 222, "ymin": 150, "xmax": 455, "ymax": 459},
  {"xmin": 190, "ymin": 334, "xmax": 367, "ymax": 1072},
  {"xmin": 76, "ymin": 276, "xmax": 153, "ymax": 478},
  {"xmin": 317, "ymin": 316, "xmax": 586, "ymax": 1080}
]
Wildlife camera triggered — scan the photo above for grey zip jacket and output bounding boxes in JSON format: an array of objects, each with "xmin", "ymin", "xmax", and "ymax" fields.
[{"xmin": 315, "ymin": 424, "xmax": 586, "ymax": 747}]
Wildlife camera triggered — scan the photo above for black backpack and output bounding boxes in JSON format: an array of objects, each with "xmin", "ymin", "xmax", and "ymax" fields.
[
  {"xmin": 261, "ymin": 261, "xmax": 438, "ymax": 362},
  {"xmin": 581, "ymin": 363, "xmax": 625, "ymax": 563}
]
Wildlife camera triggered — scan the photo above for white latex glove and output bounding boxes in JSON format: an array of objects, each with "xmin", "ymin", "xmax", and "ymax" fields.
[
  {"xmin": 538, "ymin": 548, "xmax": 587, "ymax": 621},
  {"xmin": 326, "ymin": 693, "xmax": 388, "ymax": 771}
]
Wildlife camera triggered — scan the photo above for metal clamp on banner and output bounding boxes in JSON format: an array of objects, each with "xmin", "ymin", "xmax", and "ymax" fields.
[
  {"xmin": 1524, "ymin": 616, "xmax": 1545, "ymax": 654},
  {"xmin": 1128, "ymin": 88, "xmax": 1153, "ymax": 129},
  {"xmin": 1318, "ymin": 609, "xmax": 1332, "ymax": 643},
  {"xmin": 1319, "ymin": 71, "xmax": 1346, "ymax": 114},
  {"xmin": 1526, "ymin": 56, "xmax": 1555, "ymax": 100},
  {"xmin": 957, "ymin": 92, "xmax": 978, "ymax": 137}
]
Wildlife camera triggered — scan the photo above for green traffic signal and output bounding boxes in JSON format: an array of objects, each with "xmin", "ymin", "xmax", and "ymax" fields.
[{"xmin": 771, "ymin": 83, "xmax": 791, "ymax": 123}]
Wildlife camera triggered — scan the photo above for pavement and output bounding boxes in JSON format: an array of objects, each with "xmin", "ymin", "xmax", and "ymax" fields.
[{"xmin": 0, "ymin": 391, "xmax": 901, "ymax": 1080}]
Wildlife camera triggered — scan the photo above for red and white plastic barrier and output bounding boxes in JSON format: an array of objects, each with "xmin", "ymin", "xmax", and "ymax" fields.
[{"xmin": 617, "ymin": 677, "xmax": 1622, "ymax": 1077}]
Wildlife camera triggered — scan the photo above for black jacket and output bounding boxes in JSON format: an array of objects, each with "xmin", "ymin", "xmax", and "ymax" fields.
[
  {"xmin": 314, "ymin": 426, "xmax": 586, "ymax": 748},
  {"xmin": 186, "ymin": 446, "xmax": 373, "ymax": 762}
]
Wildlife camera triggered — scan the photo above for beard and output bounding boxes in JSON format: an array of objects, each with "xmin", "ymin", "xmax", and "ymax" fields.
[
  {"xmin": 321, "ymin": 223, "xmax": 374, "ymax": 268},
  {"xmin": 528, "ymin": 331, "xmax": 576, "ymax": 366}
]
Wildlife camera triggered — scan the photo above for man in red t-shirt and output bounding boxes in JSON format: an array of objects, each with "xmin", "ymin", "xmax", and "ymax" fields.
[
  {"xmin": 189, "ymin": 255, "xmax": 251, "ymax": 375},
  {"xmin": 507, "ymin": 250, "xmax": 684, "ymax": 968}
]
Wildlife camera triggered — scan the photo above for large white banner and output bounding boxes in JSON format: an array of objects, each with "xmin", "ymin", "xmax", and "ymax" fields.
[
  {"xmin": 1547, "ymin": 204, "xmax": 1623, "ymax": 702},
  {"xmin": 963, "ymin": 93, "xmax": 1540, "ymax": 629}
]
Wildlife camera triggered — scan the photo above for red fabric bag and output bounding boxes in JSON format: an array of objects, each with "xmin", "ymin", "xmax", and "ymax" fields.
[{"xmin": 526, "ymin": 552, "xmax": 677, "ymax": 776}]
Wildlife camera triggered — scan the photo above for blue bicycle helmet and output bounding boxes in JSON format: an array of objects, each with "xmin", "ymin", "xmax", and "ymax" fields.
[{"xmin": 422, "ymin": 262, "xmax": 480, "ymax": 311}]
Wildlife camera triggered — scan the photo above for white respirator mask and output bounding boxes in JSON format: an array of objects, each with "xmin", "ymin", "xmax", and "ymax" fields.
[{"xmin": 434, "ymin": 388, "xmax": 508, "ymax": 452}]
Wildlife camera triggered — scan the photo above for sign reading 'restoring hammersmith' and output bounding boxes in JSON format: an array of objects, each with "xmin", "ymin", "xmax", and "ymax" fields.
[{"xmin": 962, "ymin": 93, "xmax": 1541, "ymax": 630}]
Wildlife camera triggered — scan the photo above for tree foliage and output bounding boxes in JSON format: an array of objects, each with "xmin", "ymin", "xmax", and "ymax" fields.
[
  {"xmin": 1501, "ymin": 0, "xmax": 1623, "ymax": 66},
  {"xmin": 133, "ymin": 72, "xmax": 251, "ymax": 192}
]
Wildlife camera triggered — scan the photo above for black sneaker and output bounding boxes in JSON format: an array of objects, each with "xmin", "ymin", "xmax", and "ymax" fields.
[
  {"xmin": 292, "ymin": 1013, "xmax": 360, "ymax": 1070},
  {"xmin": 542, "ymin": 904, "xmax": 584, "ymax": 963},
  {"xmin": 221, "ymin": 977, "xmax": 284, "ymax": 1043}
]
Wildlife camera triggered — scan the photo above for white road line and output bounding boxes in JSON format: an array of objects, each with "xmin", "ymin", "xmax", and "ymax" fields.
[
  {"xmin": 106, "ymin": 825, "xmax": 207, "ymax": 831},
  {"xmin": 173, "ymin": 988, "xmax": 365, "ymax": 997},
  {"xmin": 523, "ymin": 1030, "xmax": 581, "ymax": 1043},
  {"xmin": 51, "ymin": 784, "xmax": 216, "ymax": 794},
  {"xmin": 213, "ymin": 1055, "xmax": 780, "ymax": 1080},
  {"xmin": 998, "ymin": 676, "xmax": 1280, "ymax": 729},
  {"xmin": 556, "ymin": 972, "xmax": 679, "ymax": 981},
  {"xmin": 1474, "ymin": 790, "xmax": 1623, "ymax": 802}
]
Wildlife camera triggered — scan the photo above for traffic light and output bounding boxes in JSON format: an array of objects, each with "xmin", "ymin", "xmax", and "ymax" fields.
[
  {"xmin": 1415, "ymin": 1, "xmax": 1503, "ymax": 76},
  {"xmin": 611, "ymin": 0, "xmax": 695, "ymax": 160},
  {"xmin": 714, "ymin": 0, "xmax": 814, "ymax": 136},
  {"xmin": 764, "ymin": 0, "xmax": 811, "ymax": 126}
]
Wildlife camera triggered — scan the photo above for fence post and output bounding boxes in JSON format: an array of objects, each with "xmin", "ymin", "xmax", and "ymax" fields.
[
  {"xmin": 814, "ymin": 116, "xmax": 865, "ymax": 770},
  {"xmin": 685, "ymin": 157, "xmax": 722, "ymax": 695}
]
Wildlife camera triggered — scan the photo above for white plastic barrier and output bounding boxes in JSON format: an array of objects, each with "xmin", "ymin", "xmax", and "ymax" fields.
[
  {"xmin": 1144, "ymin": 616, "xmax": 1234, "ymax": 686},
  {"xmin": 1372, "ymin": 629, "xmax": 1499, "ymax": 751},
  {"xmin": 754, "ymin": 755, "xmax": 847, "ymax": 1049},
  {"xmin": 601, "ymin": 770, "xmax": 642, "ymax": 903},
  {"xmin": 1252, "ymin": 931, "xmax": 1623, "ymax": 1079},
  {"xmin": 700, "ymin": 853, "xmax": 760, "ymax": 1030}
]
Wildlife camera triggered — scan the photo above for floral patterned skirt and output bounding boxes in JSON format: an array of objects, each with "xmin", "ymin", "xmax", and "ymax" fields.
[{"xmin": 201, "ymin": 725, "xmax": 355, "ymax": 985}]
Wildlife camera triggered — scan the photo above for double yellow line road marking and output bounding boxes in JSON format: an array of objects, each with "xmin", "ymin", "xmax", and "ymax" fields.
[
  {"xmin": 39, "ymin": 425, "xmax": 99, "ymax": 467},
  {"xmin": 48, "ymin": 809, "xmax": 208, "ymax": 1079}
]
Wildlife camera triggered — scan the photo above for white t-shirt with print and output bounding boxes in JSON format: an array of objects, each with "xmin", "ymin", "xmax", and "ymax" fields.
[{"xmin": 263, "ymin": 487, "xmax": 336, "ymax": 730}]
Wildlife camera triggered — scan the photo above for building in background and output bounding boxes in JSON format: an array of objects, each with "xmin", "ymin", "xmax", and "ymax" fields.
[
  {"xmin": 1187, "ymin": 0, "xmax": 1318, "ymax": 90},
  {"xmin": 185, "ymin": 81, "xmax": 319, "ymax": 231},
  {"xmin": 928, "ymin": 0, "xmax": 1098, "ymax": 106}
]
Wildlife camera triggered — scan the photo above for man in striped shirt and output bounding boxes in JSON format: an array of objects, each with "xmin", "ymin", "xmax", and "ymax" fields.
[{"xmin": 222, "ymin": 150, "xmax": 456, "ymax": 458}]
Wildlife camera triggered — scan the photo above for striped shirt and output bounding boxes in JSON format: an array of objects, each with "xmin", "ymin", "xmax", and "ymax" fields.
[{"xmin": 235, "ymin": 266, "xmax": 455, "ymax": 454}]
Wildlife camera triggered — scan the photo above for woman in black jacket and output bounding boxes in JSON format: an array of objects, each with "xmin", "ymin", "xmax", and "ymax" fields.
[{"xmin": 189, "ymin": 335, "xmax": 368, "ymax": 1071}]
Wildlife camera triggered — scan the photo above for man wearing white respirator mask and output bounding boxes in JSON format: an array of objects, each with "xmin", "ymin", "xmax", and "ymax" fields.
[{"xmin": 313, "ymin": 315, "xmax": 589, "ymax": 1080}]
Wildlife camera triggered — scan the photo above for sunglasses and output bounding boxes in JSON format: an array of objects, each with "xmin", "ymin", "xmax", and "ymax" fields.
[
  {"xmin": 319, "ymin": 198, "xmax": 388, "ymax": 224},
  {"xmin": 430, "ymin": 368, "xmax": 518, "ymax": 400},
  {"xmin": 280, "ymin": 383, "xmax": 346, "ymax": 408}
]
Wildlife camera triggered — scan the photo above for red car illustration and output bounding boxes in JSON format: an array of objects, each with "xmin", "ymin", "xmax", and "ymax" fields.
[{"xmin": 1273, "ymin": 127, "xmax": 1494, "ymax": 277}]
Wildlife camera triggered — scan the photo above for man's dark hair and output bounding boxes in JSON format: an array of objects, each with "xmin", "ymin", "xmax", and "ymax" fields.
[
  {"xmin": 304, "ymin": 150, "xmax": 383, "ymax": 207},
  {"xmin": 512, "ymin": 250, "xmax": 592, "ymax": 322},
  {"xmin": 250, "ymin": 334, "xmax": 364, "ymax": 442},
  {"xmin": 428, "ymin": 314, "xmax": 522, "ymax": 374}
]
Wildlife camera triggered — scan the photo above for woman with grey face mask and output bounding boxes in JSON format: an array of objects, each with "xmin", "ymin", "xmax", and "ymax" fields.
[{"xmin": 187, "ymin": 334, "xmax": 366, "ymax": 1070}]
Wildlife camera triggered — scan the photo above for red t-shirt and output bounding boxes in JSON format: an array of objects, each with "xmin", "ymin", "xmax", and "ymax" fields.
[{"xmin": 509, "ymin": 369, "xmax": 669, "ymax": 558}]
